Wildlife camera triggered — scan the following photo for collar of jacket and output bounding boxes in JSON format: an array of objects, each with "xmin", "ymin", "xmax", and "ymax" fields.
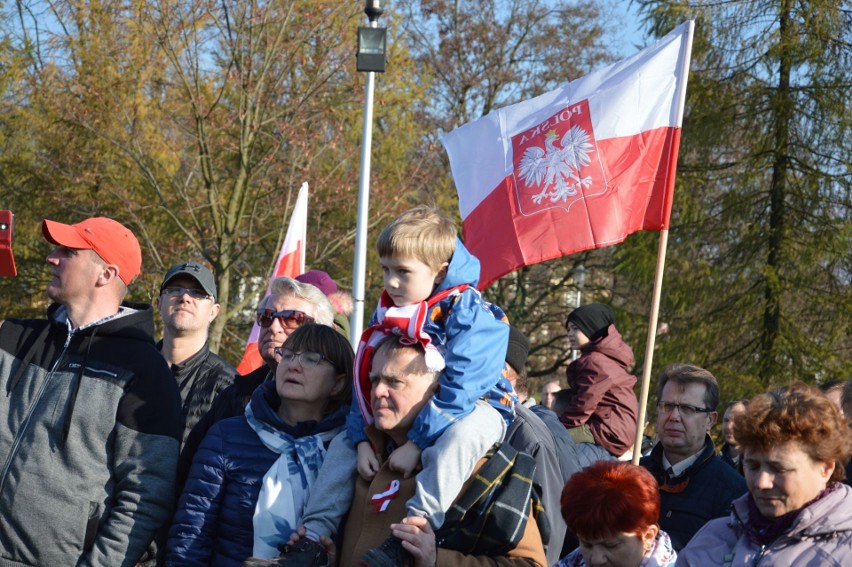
[
  {"xmin": 157, "ymin": 340, "xmax": 211, "ymax": 379},
  {"xmin": 648, "ymin": 435, "xmax": 717, "ymax": 493}
]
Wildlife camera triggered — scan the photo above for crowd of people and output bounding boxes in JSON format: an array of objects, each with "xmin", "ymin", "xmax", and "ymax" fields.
[{"xmin": 0, "ymin": 208, "xmax": 850, "ymax": 567}]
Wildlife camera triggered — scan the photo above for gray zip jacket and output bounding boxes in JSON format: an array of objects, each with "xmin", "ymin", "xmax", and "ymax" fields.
[{"xmin": 0, "ymin": 302, "xmax": 182, "ymax": 567}]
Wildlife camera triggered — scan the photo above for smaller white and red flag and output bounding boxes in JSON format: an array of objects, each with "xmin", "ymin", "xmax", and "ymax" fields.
[
  {"xmin": 235, "ymin": 182, "xmax": 308, "ymax": 374},
  {"xmin": 442, "ymin": 22, "xmax": 693, "ymax": 288}
]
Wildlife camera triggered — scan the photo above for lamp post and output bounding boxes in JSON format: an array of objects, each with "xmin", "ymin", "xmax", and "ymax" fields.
[
  {"xmin": 570, "ymin": 264, "xmax": 588, "ymax": 361},
  {"xmin": 572, "ymin": 263, "xmax": 587, "ymax": 309},
  {"xmin": 350, "ymin": 0, "xmax": 387, "ymax": 349}
]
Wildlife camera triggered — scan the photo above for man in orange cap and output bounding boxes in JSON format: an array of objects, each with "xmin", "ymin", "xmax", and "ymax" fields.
[{"xmin": 0, "ymin": 216, "xmax": 182, "ymax": 567}]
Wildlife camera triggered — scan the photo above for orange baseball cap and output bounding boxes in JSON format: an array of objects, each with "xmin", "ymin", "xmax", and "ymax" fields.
[{"xmin": 42, "ymin": 217, "xmax": 142, "ymax": 285}]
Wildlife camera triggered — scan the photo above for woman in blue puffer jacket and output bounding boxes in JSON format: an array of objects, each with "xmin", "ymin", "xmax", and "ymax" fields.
[{"xmin": 167, "ymin": 324, "xmax": 353, "ymax": 566}]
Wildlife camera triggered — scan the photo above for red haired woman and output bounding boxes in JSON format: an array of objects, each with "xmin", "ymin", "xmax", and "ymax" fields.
[{"xmin": 556, "ymin": 460, "xmax": 676, "ymax": 567}]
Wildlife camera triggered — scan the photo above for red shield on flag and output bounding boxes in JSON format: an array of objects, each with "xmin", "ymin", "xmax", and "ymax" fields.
[{"xmin": 511, "ymin": 100, "xmax": 607, "ymax": 216}]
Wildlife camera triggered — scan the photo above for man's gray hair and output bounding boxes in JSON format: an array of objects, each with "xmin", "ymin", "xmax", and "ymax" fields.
[{"xmin": 264, "ymin": 276, "xmax": 335, "ymax": 326}]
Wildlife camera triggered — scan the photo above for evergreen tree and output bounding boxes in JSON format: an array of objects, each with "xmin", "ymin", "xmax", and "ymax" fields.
[{"xmin": 628, "ymin": 0, "xmax": 852, "ymax": 391}]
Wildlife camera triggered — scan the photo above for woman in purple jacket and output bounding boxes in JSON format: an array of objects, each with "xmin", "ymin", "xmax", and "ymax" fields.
[
  {"xmin": 558, "ymin": 303, "xmax": 639, "ymax": 459},
  {"xmin": 677, "ymin": 382, "xmax": 852, "ymax": 566}
]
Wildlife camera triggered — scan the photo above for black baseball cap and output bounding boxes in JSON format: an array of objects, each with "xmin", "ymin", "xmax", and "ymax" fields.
[{"xmin": 160, "ymin": 261, "xmax": 217, "ymax": 301}]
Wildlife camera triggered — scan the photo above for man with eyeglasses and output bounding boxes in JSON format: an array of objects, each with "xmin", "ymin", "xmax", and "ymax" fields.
[
  {"xmin": 157, "ymin": 261, "xmax": 236, "ymax": 445},
  {"xmin": 177, "ymin": 276, "xmax": 335, "ymax": 490},
  {"xmin": 640, "ymin": 363, "xmax": 746, "ymax": 551}
]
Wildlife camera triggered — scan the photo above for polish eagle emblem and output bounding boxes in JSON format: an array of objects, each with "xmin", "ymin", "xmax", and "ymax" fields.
[{"xmin": 517, "ymin": 125, "xmax": 594, "ymax": 204}]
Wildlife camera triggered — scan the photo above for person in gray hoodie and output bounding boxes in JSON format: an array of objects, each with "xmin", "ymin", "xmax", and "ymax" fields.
[
  {"xmin": 677, "ymin": 382, "xmax": 852, "ymax": 566},
  {"xmin": 0, "ymin": 217, "xmax": 182, "ymax": 567}
]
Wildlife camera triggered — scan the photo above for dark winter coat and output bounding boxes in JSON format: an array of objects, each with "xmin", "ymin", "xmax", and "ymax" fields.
[
  {"xmin": 641, "ymin": 436, "xmax": 747, "ymax": 551},
  {"xmin": 167, "ymin": 380, "xmax": 346, "ymax": 567},
  {"xmin": 560, "ymin": 324, "xmax": 639, "ymax": 456},
  {"xmin": 160, "ymin": 341, "xmax": 236, "ymax": 445},
  {"xmin": 176, "ymin": 364, "xmax": 271, "ymax": 490}
]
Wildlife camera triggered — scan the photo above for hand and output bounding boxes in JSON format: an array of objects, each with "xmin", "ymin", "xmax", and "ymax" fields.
[
  {"xmin": 317, "ymin": 534, "xmax": 338, "ymax": 567},
  {"xmin": 286, "ymin": 525, "xmax": 306, "ymax": 546},
  {"xmin": 357, "ymin": 441, "xmax": 380, "ymax": 480},
  {"xmin": 391, "ymin": 516, "xmax": 436, "ymax": 567},
  {"xmin": 388, "ymin": 441, "xmax": 421, "ymax": 478},
  {"xmin": 284, "ymin": 527, "xmax": 338, "ymax": 567}
]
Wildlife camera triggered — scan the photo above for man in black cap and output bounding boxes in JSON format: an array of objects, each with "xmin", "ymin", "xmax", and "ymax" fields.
[
  {"xmin": 157, "ymin": 261, "xmax": 236, "ymax": 445},
  {"xmin": 139, "ymin": 262, "xmax": 238, "ymax": 566}
]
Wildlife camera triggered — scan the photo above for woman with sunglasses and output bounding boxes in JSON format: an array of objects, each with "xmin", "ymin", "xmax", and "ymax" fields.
[{"xmin": 167, "ymin": 324, "xmax": 353, "ymax": 566}]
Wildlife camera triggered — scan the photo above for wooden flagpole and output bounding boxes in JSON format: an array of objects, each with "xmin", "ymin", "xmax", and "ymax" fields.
[
  {"xmin": 632, "ymin": 229, "xmax": 669, "ymax": 465},
  {"xmin": 632, "ymin": 21, "xmax": 694, "ymax": 465}
]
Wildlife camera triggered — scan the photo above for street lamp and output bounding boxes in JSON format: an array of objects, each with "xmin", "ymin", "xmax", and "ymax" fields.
[
  {"xmin": 572, "ymin": 264, "xmax": 588, "ymax": 309},
  {"xmin": 351, "ymin": 0, "xmax": 387, "ymax": 348},
  {"xmin": 357, "ymin": 2, "xmax": 387, "ymax": 73}
]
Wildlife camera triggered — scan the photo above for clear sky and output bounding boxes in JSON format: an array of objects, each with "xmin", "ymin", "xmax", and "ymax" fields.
[{"xmin": 607, "ymin": 0, "xmax": 653, "ymax": 59}]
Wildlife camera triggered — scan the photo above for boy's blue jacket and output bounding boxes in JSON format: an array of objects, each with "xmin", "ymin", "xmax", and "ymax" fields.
[{"xmin": 347, "ymin": 238, "xmax": 512, "ymax": 449}]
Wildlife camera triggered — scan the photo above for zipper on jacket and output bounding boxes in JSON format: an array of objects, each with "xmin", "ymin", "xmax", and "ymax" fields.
[
  {"xmin": 0, "ymin": 330, "xmax": 74, "ymax": 495},
  {"xmin": 752, "ymin": 544, "xmax": 766, "ymax": 566}
]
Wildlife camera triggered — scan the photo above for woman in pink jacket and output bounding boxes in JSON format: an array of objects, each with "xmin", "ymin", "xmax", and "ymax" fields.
[{"xmin": 677, "ymin": 382, "xmax": 852, "ymax": 566}]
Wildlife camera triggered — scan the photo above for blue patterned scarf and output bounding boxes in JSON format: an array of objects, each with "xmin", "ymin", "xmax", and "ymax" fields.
[{"xmin": 245, "ymin": 403, "xmax": 341, "ymax": 558}]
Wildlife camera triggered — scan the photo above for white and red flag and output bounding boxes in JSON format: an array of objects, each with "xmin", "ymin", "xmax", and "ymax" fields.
[
  {"xmin": 235, "ymin": 182, "xmax": 308, "ymax": 374},
  {"xmin": 442, "ymin": 22, "xmax": 693, "ymax": 288}
]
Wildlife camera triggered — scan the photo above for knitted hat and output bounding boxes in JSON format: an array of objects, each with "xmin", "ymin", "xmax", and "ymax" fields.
[
  {"xmin": 505, "ymin": 326, "xmax": 530, "ymax": 374},
  {"xmin": 566, "ymin": 303, "xmax": 615, "ymax": 341},
  {"xmin": 296, "ymin": 270, "xmax": 338, "ymax": 297}
]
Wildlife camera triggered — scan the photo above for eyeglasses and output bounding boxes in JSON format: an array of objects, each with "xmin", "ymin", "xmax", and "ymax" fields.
[
  {"xmin": 161, "ymin": 287, "xmax": 212, "ymax": 300},
  {"xmin": 274, "ymin": 347, "xmax": 331, "ymax": 368},
  {"xmin": 256, "ymin": 309, "xmax": 314, "ymax": 329},
  {"xmin": 657, "ymin": 401, "xmax": 714, "ymax": 417}
]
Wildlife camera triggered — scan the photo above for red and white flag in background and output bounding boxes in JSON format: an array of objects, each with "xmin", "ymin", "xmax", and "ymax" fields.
[
  {"xmin": 236, "ymin": 182, "xmax": 308, "ymax": 374},
  {"xmin": 442, "ymin": 22, "xmax": 693, "ymax": 288}
]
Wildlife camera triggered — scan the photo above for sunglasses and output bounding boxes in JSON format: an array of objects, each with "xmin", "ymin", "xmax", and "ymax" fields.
[
  {"xmin": 161, "ymin": 287, "xmax": 212, "ymax": 300},
  {"xmin": 256, "ymin": 308, "xmax": 315, "ymax": 329}
]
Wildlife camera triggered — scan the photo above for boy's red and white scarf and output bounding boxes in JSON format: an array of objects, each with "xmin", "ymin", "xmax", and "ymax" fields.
[{"xmin": 353, "ymin": 286, "xmax": 468, "ymax": 424}]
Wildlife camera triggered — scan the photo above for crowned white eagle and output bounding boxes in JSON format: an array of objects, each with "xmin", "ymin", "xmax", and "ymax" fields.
[{"xmin": 517, "ymin": 125, "xmax": 594, "ymax": 204}]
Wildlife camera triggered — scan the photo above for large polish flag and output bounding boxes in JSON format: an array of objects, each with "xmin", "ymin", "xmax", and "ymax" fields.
[
  {"xmin": 442, "ymin": 22, "xmax": 693, "ymax": 288},
  {"xmin": 235, "ymin": 182, "xmax": 308, "ymax": 374}
]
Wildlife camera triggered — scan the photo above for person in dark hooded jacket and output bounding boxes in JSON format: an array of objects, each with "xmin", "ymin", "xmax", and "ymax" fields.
[{"xmin": 560, "ymin": 303, "xmax": 639, "ymax": 458}]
